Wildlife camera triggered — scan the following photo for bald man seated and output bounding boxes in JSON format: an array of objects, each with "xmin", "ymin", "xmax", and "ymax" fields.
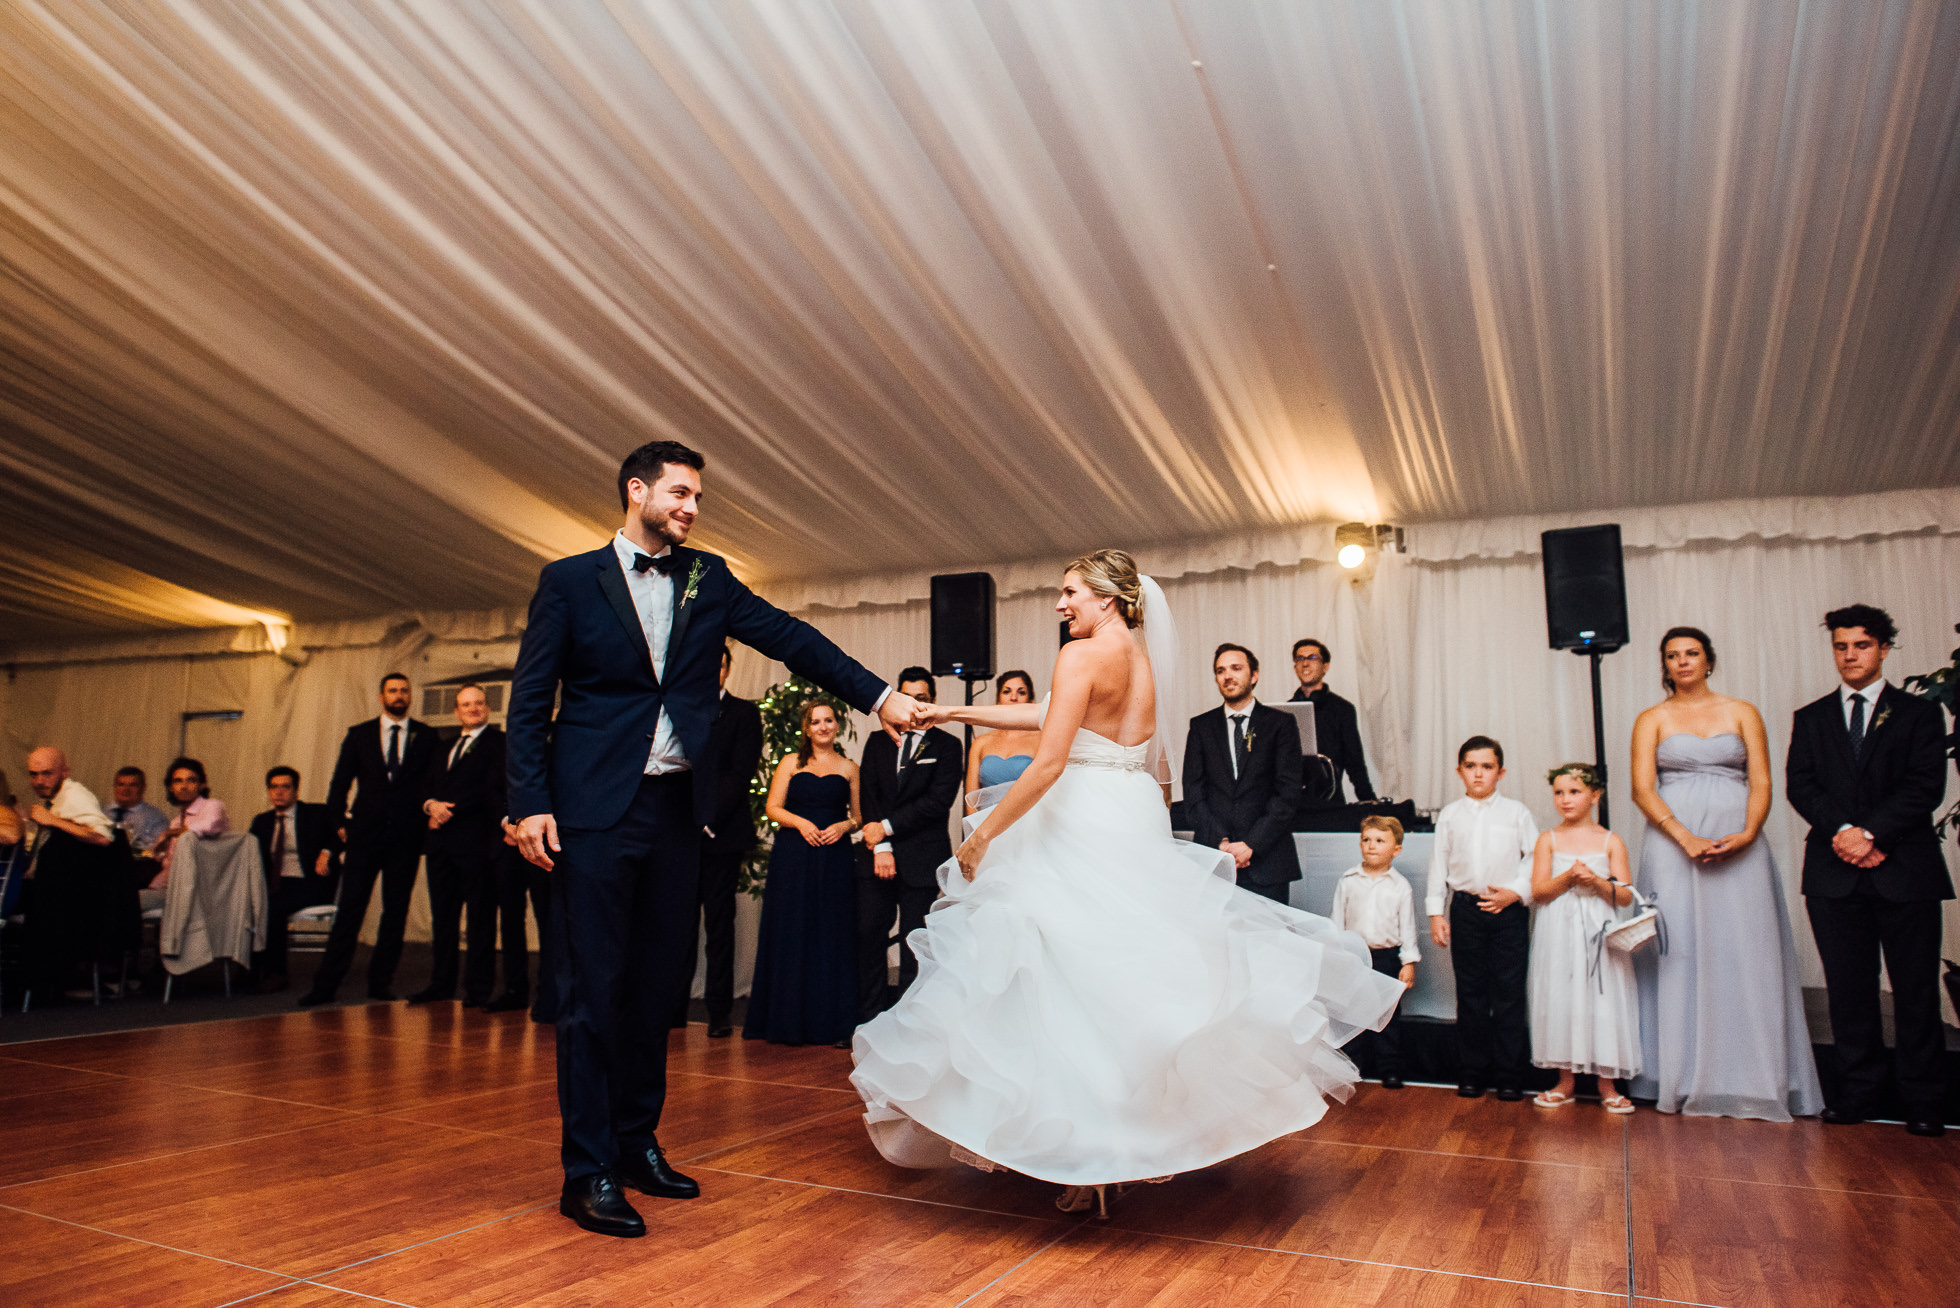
[{"xmin": 21, "ymin": 747, "xmax": 118, "ymax": 1000}]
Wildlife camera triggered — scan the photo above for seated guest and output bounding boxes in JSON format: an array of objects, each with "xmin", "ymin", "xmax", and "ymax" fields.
[
  {"xmin": 1289, "ymin": 639, "xmax": 1378, "ymax": 805},
  {"xmin": 1333, "ymin": 815, "xmax": 1419, "ymax": 1088},
  {"xmin": 250, "ymin": 766, "xmax": 339, "ymax": 992},
  {"xmin": 148, "ymin": 757, "xmax": 230, "ymax": 898},
  {"xmin": 107, "ymin": 767, "xmax": 169, "ymax": 855},
  {"xmin": 20, "ymin": 747, "xmax": 114, "ymax": 997},
  {"xmin": 963, "ymin": 670, "xmax": 1042, "ymax": 800},
  {"xmin": 746, "ymin": 702, "xmax": 861, "ymax": 1047},
  {"xmin": 1182, "ymin": 644, "xmax": 1303, "ymax": 902}
]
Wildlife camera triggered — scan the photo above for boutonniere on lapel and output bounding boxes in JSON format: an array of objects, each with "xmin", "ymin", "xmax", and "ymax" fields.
[
  {"xmin": 1870, "ymin": 703, "xmax": 1893, "ymax": 734},
  {"xmin": 679, "ymin": 559, "xmax": 706, "ymax": 610}
]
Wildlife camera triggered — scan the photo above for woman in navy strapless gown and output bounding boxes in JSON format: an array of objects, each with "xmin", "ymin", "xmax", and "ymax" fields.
[
  {"xmin": 1628, "ymin": 628, "xmax": 1822, "ymax": 1120},
  {"xmin": 964, "ymin": 670, "xmax": 1042, "ymax": 804},
  {"xmin": 745, "ymin": 702, "xmax": 861, "ymax": 1047}
]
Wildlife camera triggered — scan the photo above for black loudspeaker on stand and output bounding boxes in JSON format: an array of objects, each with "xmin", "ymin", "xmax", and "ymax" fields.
[
  {"xmin": 1541, "ymin": 525, "xmax": 1627, "ymax": 826},
  {"xmin": 931, "ymin": 572, "xmax": 996, "ymax": 753}
]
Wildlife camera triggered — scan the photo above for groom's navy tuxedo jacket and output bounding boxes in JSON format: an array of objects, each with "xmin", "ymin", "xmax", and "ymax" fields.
[{"xmin": 508, "ymin": 542, "xmax": 886, "ymax": 833}]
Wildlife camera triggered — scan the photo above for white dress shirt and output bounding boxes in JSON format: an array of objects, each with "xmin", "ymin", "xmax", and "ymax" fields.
[
  {"xmin": 1839, "ymin": 678, "xmax": 1887, "ymax": 730},
  {"xmin": 1425, "ymin": 793, "xmax": 1538, "ymax": 916},
  {"xmin": 1333, "ymin": 865, "xmax": 1420, "ymax": 964},
  {"xmin": 874, "ymin": 729, "xmax": 928, "ymax": 852},
  {"xmin": 378, "ymin": 713, "xmax": 410, "ymax": 769},
  {"xmin": 613, "ymin": 530, "xmax": 690, "ymax": 775},
  {"xmin": 43, "ymin": 777, "xmax": 113, "ymax": 842},
  {"xmin": 1224, "ymin": 705, "xmax": 1256, "ymax": 780},
  {"xmin": 447, "ymin": 724, "xmax": 486, "ymax": 768}
]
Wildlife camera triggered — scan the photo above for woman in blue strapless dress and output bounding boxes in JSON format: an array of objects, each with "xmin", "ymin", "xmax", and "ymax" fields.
[
  {"xmin": 745, "ymin": 701, "xmax": 861, "ymax": 1047},
  {"xmin": 1628, "ymin": 628, "xmax": 1822, "ymax": 1120},
  {"xmin": 965, "ymin": 670, "xmax": 1042, "ymax": 805}
]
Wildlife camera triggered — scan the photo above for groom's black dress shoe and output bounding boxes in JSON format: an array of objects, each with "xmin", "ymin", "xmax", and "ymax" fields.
[
  {"xmin": 1379, "ymin": 1075, "xmax": 1405, "ymax": 1090},
  {"xmin": 1819, "ymin": 1107, "xmax": 1866, "ymax": 1126},
  {"xmin": 559, "ymin": 1172, "xmax": 645, "ymax": 1238},
  {"xmin": 1456, "ymin": 1083, "xmax": 1485, "ymax": 1099},
  {"xmin": 618, "ymin": 1145, "xmax": 700, "ymax": 1200},
  {"xmin": 1905, "ymin": 1118, "xmax": 1947, "ymax": 1138},
  {"xmin": 1494, "ymin": 1087, "xmax": 1525, "ymax": 1103},
  {"xmin": 295, "ymin": 989, "xmax": 332, "ymax": 1009}
]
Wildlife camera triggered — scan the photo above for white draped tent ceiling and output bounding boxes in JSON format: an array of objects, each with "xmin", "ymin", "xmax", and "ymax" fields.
[{"xmin": 3, "ymin": 0, "xmax": 1959, "ymax": 649}]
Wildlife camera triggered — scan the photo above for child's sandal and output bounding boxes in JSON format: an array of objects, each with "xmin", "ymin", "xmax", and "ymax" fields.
[
  {"xmin": 1532, "ymin": 1090, "xmax": 1573, "ymax": 1108},
  {"xmin": 1602, "ymin": 1095, "xmax": 1636, "ymax": 1114}
]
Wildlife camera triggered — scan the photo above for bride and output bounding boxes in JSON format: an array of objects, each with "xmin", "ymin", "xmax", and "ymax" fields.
[{"xmin": 850, "ymin": 549, "xmax": 1404, "ymax": 1212}]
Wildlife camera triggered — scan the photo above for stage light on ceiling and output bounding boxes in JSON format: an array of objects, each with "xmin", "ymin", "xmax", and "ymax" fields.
[
  {"xmin": 1335, "ymin": 522, "xmax": 1372, "ymax": 570},
  {"xmin": 1337, "ymin": 543, "xmax": 1366, "ymax": 569}
]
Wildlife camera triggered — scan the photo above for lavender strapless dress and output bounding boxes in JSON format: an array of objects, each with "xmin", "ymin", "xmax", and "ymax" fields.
[{"xmin": 1630, "ymin": 734, "xmax": 1822, "ymax": 1120}]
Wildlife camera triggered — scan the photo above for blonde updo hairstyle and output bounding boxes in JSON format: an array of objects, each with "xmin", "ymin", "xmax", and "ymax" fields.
[{"xmin": 1063, "ymin": 548, "xmax": 1144, "ymax": 629}]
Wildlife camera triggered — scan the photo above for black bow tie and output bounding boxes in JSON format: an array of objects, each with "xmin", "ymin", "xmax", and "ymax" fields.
[{"xmin": 633, "ymin": 552, "xmax": 680, "ymax": 576}]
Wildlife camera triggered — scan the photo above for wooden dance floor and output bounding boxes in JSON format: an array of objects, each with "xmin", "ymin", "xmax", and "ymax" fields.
[{"xmin": 1, "ymin": 1004, "xmax": 1954, "ymax": 1307}]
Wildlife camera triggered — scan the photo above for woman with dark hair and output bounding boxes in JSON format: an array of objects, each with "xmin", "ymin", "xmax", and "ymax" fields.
[
  {"xmin": 149, "ymin": 756, "xmax": 231, "ymax": 894},
  {"xmin": 745, "ymin": 702, "xmax": 861, "ymax": 1046},
  {"xmin": 1628, "ymin": 628, "xmax": 1822, "ymax": 1120},
  {"xmin": 963, "ymin": 670, "xmax": 1043, "ymax": 803}
]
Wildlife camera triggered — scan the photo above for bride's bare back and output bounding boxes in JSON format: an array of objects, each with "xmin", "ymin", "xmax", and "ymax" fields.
[{"xmin": 1057, "ymin": 622, "xmax": 1155, "ymax": 747}]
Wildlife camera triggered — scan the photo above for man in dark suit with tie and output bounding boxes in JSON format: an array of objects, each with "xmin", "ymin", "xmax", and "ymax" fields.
[
  {"xmin": 411, "ymin": 683, "xmax": 508, "ymax": 1006},
  {"xmin": 300, "ymin": 673, "xmax": 439, "ymax": 1006},
  {"xmin": 687, "ymin": 644, "xmax": 764, "ymax": 1037},
  {"xmin": 1786, "ymin": 604, "xmax": 1953, "ymax": 1139},
  {"xmin": 1184, "ymin": 644, "xmax": 1303, "ymax": 902},
  {"xmin": 856, "ymin": 667, "xmax": 964, "ymax": 1020},
  {"xmin": 249, "ymin": 766, "xmax": 338, "ymax": 992},
  {"xmin": 1288, "ymin": 638, "xmax": 1377, "ymax": 806},
  {"xmin": 508, "ymin": 439, "xmax": 927, "ymax": 1238}
]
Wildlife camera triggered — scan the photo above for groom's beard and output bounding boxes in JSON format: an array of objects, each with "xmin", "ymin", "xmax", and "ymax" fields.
[{"xmin": 638, "ymin": 503, "xmax": 690, "ymax": 548}]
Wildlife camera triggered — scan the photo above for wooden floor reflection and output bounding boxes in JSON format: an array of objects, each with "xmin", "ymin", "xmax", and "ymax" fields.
[{"xmin": 1, "ymin": 1009, "xmax": 1953, "ymax": 1306}]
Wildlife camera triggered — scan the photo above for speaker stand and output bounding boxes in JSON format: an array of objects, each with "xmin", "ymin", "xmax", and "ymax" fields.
[
  {"xmin": 962, "ymin": 676, "xmax": 979, "ymax": 762},
  {"xmin": 1585, "ymin": 648, "xmax": 1610, "ymax": 829}
]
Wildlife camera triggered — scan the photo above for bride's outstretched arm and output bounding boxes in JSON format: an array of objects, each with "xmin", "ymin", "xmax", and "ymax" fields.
[
  {"xmin": 930, "ymin": 702, "xmax": 1043, "ymax": 732},
  {"xmin": 954, "ymin": 646, "xmax": 1094, "ymax": 879}
]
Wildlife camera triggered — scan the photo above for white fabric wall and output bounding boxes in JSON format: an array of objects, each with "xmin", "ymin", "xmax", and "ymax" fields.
[{"xmin": 5, "ymin": 504, "xmax": 1957, "ymax": 1004}]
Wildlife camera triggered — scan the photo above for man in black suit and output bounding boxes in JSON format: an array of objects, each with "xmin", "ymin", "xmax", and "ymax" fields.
[
  {"xmin": 1184, "ymin": 644, "xmax": 1303, "ymax": 902},
  {"xmin": 507, "ymin": 439, "xmax": 926, "ymax": 1238},
  {"xmin": 412, "ymin": 683, "xmax": 507, "ymax": 1006},
  {"xmin": 486, "ymin": 817, "xmax": 554, "ymax": 1019},
  {"xmin": 249, "ymin": 766, "xmax": 339, "ymax": 991},
  {"xmin": 856, "ymin": 667, "xmax": 964, "ymax": 1020},
  {"xmin": 1786, "ymin": 603, "xmax": 1953, "ymax": 1139},
  {"xmin": 1288, "ymin": 638, "xmax": 1377, "ymax": 806},
  {"xmin": 300, "ymin": 673, "xmax": 439, "ymax": 1006},
  {"xmin": 674, "ymin": 644, "xmax": 765, "ymax": 1036}
]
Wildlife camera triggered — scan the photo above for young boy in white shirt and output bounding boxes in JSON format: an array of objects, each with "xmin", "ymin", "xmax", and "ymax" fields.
[
  {"xmin": 1426, "ymin": 736, "xmax": 1537, "ymax": 1101},
  {"xmin": 1333, "ymin": 815, "xmax": 1419, "ymax": 1088}
]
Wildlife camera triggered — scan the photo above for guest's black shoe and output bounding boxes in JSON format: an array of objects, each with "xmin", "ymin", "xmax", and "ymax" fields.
[
  {"xmin": 1905, "ymin": 1118, "xmax": 1947, "ymax": 1138},
  {"xmin": 483, "ymin": 993, "xmax": 530, "ymax": 1014},
  {"xmin": 617, "ymin": 1145, "xmax": 700, "ymax": 1200},
  {"xmin": 1456, "ymin": 1083, "xmax": 1485, "ymax": 1099},
  {"xmin": 1379, "ymin": 1075, "xmax": 1404, "ymax": 1090},
  {"xmin": 296, "ymin": 988, "xmax": 333, "ymax": 1008},
  {"xmin": 707, "ymin": 1021, "xmax": 733, "ymax": 1038},
  {"xmin": 559, "ymin": 1172, "xmax": 645, "ymax": 1238},
  {"xmin": 405, "ymin": 988, "xmax": 450, "ymax": 1005},
  {"xmin": 1819, "ymin": 1107, "xmax": 1866, "ymax": 1126},
  {"xmin": 529, "ymin": 1007, "xmax": 552, "ymax": 1024},
  {"xmin": 461, "ymin": 995, "xmax": 491, "ymax": 1009},
  {"xmin": 1495, "ymin": 1087, "xmax": 1525, "ymax": 1103},
  {"xmin": 366, "ymin": 987, "xmax": 397, "ymax": 1002}
]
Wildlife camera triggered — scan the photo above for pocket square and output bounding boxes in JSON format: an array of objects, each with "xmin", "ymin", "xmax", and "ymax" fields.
[{"xmin": 913, "ymin": 757, "xmax": 937, "ymax": 766}]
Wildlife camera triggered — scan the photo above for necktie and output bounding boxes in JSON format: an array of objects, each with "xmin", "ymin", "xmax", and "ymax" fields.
[
  {"xmin": 633, "ymin": 552, "xmax": 681, "ymax": 576},
  {"xmin": 1847, "ymin": 692, "xmax": 1866, "ymax": 761},
  {"xmin": 270, "ymin": 809, "xmax": 287, "ymax": 869},
  {"xmin": 387, "ymin": 724, "xmax": 401, "ymax": 776},
  {"xmin": 1232, "ymin": 714, "xmax": 1250, "ymax": 774},
  {"xmin": 900, "ymin": 733, "xmax": 921, "ymax": 770},
  {"xmin": 450, "ymin": 733, "xmax": 470, "ymax": 768}
]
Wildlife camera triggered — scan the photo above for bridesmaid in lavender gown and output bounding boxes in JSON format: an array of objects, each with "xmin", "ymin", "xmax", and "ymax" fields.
[{"xmin": 1628, "ymin": 628, "xmax": 1823, "ymax": 1120}]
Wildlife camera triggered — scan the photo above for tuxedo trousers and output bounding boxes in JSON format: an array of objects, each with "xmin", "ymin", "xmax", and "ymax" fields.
[
  {"xmin": 855, "ymin": 870, "xmax": 934, "ymax": 1022},
  {"xmin": 311, "ymin": 835, "xmax": 421, "ymax": 996},
  {"xmin": 424, "ymin": 843, "xmax": 496, "ymax": 1001},
  {"xmin": 1806, "ymin": 888, "xmax": 1946, "ymax": 1118},
  {"xmin": 1449, "ymin": 891, "xmax": 1530, "ymax": 1088},
  {"xmin": 551, "ymin": 773, "xmax": 699, "ymax": 1182}
]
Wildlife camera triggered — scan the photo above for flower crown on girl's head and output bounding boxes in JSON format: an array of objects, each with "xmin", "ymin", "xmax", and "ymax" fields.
[{"xmin": 1545, "ymin": 762, "xmax": 1604, "ymax": 791}]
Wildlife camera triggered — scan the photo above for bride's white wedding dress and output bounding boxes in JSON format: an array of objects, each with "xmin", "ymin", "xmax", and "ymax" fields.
[{"xmin": 850, "ymin": 721, "xmax": 1405, "ymax": 1186}]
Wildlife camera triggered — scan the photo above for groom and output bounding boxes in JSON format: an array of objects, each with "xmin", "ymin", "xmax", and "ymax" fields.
[{"xmin": 509, "ymin": 440, "xmax": 926, "ymax": 1237}]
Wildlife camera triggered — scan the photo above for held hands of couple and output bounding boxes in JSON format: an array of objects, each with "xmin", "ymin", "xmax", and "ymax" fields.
[{"xmin": 877, "ymin": 690, "xmax": 941, "ymax": 741}]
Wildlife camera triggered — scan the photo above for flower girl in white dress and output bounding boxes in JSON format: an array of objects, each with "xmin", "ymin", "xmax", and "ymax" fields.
[
  {"xmin": 850, "ymin": 550, "xmax": 1403, "ymax": 1215},
  {"xmin": 1527, "ymin": 764, "xmax": 1641, "ymax": 1113}
]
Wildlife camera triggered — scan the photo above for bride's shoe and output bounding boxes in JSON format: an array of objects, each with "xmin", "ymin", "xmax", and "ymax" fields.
[{"xmin": 1055, "ymin": 1185, "xmax": 1109, "ymax": 1219}]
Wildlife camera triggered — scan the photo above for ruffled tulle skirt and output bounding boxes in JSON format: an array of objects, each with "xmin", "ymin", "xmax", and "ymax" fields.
[{"xmin": 849, "ymin": 761, "xmax": 1405, "ymax": 1186}]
